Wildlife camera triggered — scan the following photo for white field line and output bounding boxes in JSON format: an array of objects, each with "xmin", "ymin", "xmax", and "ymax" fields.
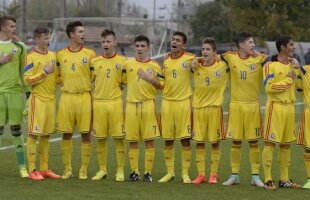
[{"xmin": 0, "ymin": 102, "xmax": 305, "ymax": 151}]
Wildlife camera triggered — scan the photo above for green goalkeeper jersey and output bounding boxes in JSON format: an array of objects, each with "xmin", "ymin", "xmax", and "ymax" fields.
[{"xmin": 0, "ymin": 40, "xmax": 28, "ymax": 93}]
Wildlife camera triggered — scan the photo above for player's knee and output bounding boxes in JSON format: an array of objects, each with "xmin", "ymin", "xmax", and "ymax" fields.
[
  {"xmin": 129, "ymin": 142, "xmax": 139, "ymax": 149},
  {"xmin": 211, "ymin": 142, "xmax": 219, "ymax": 149},
  {"xmin": 165, "ymin": 140, "xmax": 174, "ymax": 147},
  {"xmin": 279, "ymin": 144, "xmax": 290, "ymax": 149},
  {"xmin": 145, "ymin": 140, "xmax": 154, "ymax": 149},
  {"xmin": 10, "ymin": 125, "xmax": 22, "ymax": 137},
  {"xmin": 233, "ymin": 140, "xmax": 242, "ymax": 145},
  {"xmin": 196, "ymin": 143, "xmax": 205, "ymax": 149},
  {"xmin": 81, "ymin": 133, "xmax": 91, "ymax": 143},
  {"xmin": 0, "ymin": 126, "xmax": 4, "ymax": 136},
  {"xmin": 181, "ymin": 138, "xmax": 191, "ymax": 147}
]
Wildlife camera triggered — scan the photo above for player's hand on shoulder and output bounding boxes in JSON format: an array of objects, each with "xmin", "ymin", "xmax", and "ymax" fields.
[
  {"xmin": 44, "ymin": 62, "xmax": 55, "ymax": 74},
  {"xmin": 252, "ymin": 50, "xmax": 261, "ymax": 58},
  {"xmin": 0, "ymin": 52, "xmax": 14, "ymax": 65},
  {"xmin": 191, "ymin": 57, "xmax": 204, "ymax": 69},
  {"xmin": 288, "ymin": 57, "xmax": 300, "ymax": 69}
]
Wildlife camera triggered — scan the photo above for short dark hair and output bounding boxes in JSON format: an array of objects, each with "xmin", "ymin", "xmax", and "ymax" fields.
[
  {"xmin": 235, "ymin": 32, "xmax": 253, "ymax": 47},
  {"xmin": 202, "ymin": 37, "xmax": 217, "ymax": 51},
  {"xmin": 172, "ymin": 31, "xmax": 187, "ymax": 44},
  {"xmin": 66, "ymin": 21, "xmax": 83, "ymax": 38},
  {"xmin": 276, "ymin": 35, "xmax": 292, "ymax": 52},
  {"xmin": 101, "ymin": 29, "xmax": 116, "ymax": 38},
  {"xmin": 134, "ymin": 35, "xmax": 150, "ymax": 46},
  {"xmin": 0, "ymin": 16, "xmax": 16, "ymax": 31},
  {"xmin": 33, "ymin": 27, "xmax": 50, "ymax": 39}
]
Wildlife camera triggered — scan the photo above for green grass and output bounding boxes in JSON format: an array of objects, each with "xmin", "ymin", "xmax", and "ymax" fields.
[{"xmin": 0, "ymin": 85, "xmax": 309, "ymax": 200}]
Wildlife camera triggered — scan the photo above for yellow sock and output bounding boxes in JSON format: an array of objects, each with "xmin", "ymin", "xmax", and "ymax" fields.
[
  {"xmin": 182, "ymin": 147, "xmax": 191, "ymax": 175},
  {"xmin": 129, "ymin": 148, "xmax": 139, "ymax": 173},
  {"xmin": 39, "ymin": 137, "xmax": 49, "ymax": 171},
  {"xmin": 114, "ymin": 139, "xmax": 125, "ymax": 173},
  {"xmin": 145, "ymin": 147, "xmax": 155, "ymax": 174},
  {"xmin": 96, "ymin": 139, "xmax": 107, "ymax": 172},
  {"xmin": 196, "ymin": 148, "xmax": 206, "ymax": 176},
  {"xmin": 279, "ymin": 147, "xmax": 290, "ymax": 182},
  {"xmin": 80, "ymin": 142, "xmax": 92, "ymax": 172},
  {"xmin": 210, "ymin": 148, "xmax": 221, "ymax": 176},
  {"xmin": 164, "ymin": 147, "xmax": 174, "ymax": 174},
  {"xmin": 304, "ymin": 152, "xmax": 310, "ymax": 178},
  {"xmin": 231, "ymin": 144, "xmax": 241, "ymax": 174},
  {"xmin": 27, "ymin": 137, "xmax": 37, "ymax": 172},
  {"xmin": 249, "ymin": 143, "xmax": 260, "ymax": 175},
  {"xmin": 61, "ymin": 139, "xmax": 72, "ymax": 172},
  {"xmin": 262, "ymin": 145, "xmax": 274, "ymax": 182}
]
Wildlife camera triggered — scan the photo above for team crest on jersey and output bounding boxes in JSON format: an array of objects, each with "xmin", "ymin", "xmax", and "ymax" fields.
[
  {"xmin": 11, "ymin": 47, "xmax": 17, "ymax": 54},
  {"xmin": 146, "ymin": 68, "xmax": 154, "ymax": 75},
  {"xmin": 181, "ymin": 62, "xmax": 187, "ymax": 68},
  {"xmin": 82, "ymin": 58, "xmax": 88, "ymax": 64},
  {"xmin": 115, "ymin": 64, "xmax": 121, "ymax": 70},
  {"xmin": 270, "ymin": 133, "xmax": 276, "ymax": 139},
  {"xmin": 249, "ymin": 64, "xmax": 256, "ymax": 71},
  {"xmin": 214, "ymin": 70, "xmax": 222, "ymax": 77}
]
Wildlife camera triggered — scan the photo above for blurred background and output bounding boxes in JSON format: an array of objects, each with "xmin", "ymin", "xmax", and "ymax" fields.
[{"xmin": 1, "ymin": 0, "xmax": 310, "ymax": 64}]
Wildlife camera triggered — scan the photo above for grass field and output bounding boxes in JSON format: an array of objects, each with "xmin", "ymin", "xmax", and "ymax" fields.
[{"xmin": 0, "ymin": 84, "xmax": 310, "ymax": 200}]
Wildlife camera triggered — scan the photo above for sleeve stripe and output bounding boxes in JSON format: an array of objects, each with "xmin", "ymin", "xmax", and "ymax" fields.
[
  {"xmin": 263, "ymin": 74, "xmax": 274, "ymax": 85},
  {"xmin": 156, "ymin": 73, "xmax": 165, "ymax": 79},
  {"xmin": 261, "ymin": 55, "xmax": 272, "ymax": 67},
  {"xmin": 300, "ymin": 66, "xmax": 306, "ymax": 75},
  {"xmin": 25, "ymin": 73, "xmax": 47, "ymax": 85},
  {"xmin": 226, "ymin": 68, "xmax": 230, "ymax": 73},
  {"xmin": 23, "ymin": 63, "xmax": 33, "ymax": 73},
  {"xmin": 220, "ymin": 55, "xmax": 228, "ymax": 63},
  {"xmin": 297, "ymin": 75, "xmax": 302, "ymax": 80}
]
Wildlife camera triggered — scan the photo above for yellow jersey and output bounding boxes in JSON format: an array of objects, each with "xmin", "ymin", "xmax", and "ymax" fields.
[
  {"xmin": 162, "ymin": 52, "xmax": 196, "ymax": 100},
  {"xmin": 193, "ymin": 60, "xmax": 229, "ymax": 108},
  {"xmin": 56, "ymin": 46, "xmax": 96, "ymax": 94},
  {"xmin": 123, "ymin": 58, "xmax": 164, "ymax": 102},
  {"xmin": 263, "ymin": 61, "xmax": 297, "ymax": 103},
  {"xmin": 296, "ymin": 65, "xmax": 310, "ymax": 106},
  {"xmin": 91, "ymin": 53, "xmax": 127, "ymax": 101},
  {"xmin": 23, "ymin": 50, "xmax": 58, "ymax": 101},
  {"xmin": 222, "ymin": 51, "xmax": 268, "ymax": 103}
]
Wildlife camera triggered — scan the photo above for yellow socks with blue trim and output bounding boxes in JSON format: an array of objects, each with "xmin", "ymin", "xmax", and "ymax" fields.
[
  {"xmin": 39, "ymin": 137, "xmax": 49, "ymax": 171},
  {"xmin": 27, "ymin": 136, "xmax": 37, "ymax": 172},
  {"xmin": 196, "ymin": 147, "xmax": 206, "ymax": 176},
  {"xmin": 96, "ymin": 139, "xmax": 107, "ymax": 172},
  {"xmin": 61, "ymin": 139, "xmax": 72, "ymax": 172},
  {"xmin": 262, "ymin": 145, "xmax": 274, "ymax": 182},
  {"xmin": 145, "ymin": 147, "xmax": 155, "ymax": 174},
  {"xmin": 249, "ymin": 143, "xmax": 260, "ymax": 175},
  {"xmin": 231, "ymin": 143, "xmax": 241, "ymax": 174}
]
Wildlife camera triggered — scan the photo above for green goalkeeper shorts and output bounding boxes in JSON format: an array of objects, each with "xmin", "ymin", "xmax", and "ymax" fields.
[{"xmin": 0, "ymin": 93, "xmax": 23, "ymax": 126}]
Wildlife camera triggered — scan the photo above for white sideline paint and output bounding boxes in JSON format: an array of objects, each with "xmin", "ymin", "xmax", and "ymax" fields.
[{"xmin": 0, "ymin": 102, "xmax": 305, "ymax": 151}]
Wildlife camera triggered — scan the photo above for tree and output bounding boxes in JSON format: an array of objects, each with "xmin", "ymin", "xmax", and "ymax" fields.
[{"xmin": 190, "ymin": 1, "xmax": 232, "ymax": 44}]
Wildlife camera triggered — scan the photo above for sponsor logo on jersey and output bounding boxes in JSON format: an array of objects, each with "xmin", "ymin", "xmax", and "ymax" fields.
[
  {"xmin": 115, "ymin": 64, "xmax": 121, "ymax": 70},
  {"xmin": 82, "ymin": 58, "xmax": 88, "ymax": 64},
  {"xmin": 214, "ymin": 70, "xmax": 222, "ymax": 77},
  {"xmin": 249, "ymin": 64, "xmax": 256, "ymax": 71},
  {"xmin": 11, "ymin": 47, "xmax": 17, "ymax": 54}
]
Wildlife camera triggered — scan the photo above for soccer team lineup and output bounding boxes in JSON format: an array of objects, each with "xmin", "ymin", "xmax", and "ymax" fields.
[{"xmin": 1, "ymin": 15, "xmax": 310, "ymax": 191}]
